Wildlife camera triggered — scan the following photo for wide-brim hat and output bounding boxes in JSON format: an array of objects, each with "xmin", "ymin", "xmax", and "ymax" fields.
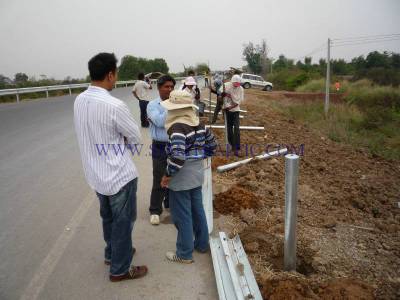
[{"xmin": 161, "ymin": 90, "xmax": 199, "ymax": 110}]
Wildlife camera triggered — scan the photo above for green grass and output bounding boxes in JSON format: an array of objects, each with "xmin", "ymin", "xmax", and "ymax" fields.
[
  {"xmin": 275, "ymin": 87, "xmax": 400, "ymax": 160},
  {"xmin": 295, "ymin": 78, "xmax": 374, "ymax": 93}
]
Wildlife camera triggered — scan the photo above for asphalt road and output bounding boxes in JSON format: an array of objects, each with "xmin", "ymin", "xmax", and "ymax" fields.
[{"xmin": 0, "ymin": 86, "xmax": 217, "ymax": 300}]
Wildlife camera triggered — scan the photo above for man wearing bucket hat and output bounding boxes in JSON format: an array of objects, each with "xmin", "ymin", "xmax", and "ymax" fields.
[
  {"xmin": 160, "ymin": 90, "xmax": 217, "ymax": 264},
  {"xmin": 182, "ymin": 76, "xmax": 205, "ymax": 117}
]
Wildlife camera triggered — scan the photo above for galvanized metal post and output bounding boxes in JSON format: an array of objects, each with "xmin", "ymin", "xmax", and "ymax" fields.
[
  {"xmin": 324, "ymin": 38, "xmax": 331, "ymax": 116},
  {"xmin": 46, "ymin": 88, "xmax": 49, "ymax": 98},
  {"xmin": 284, "ymin": 154, "xmax": 299, "ymax": 271},
  {"xmin": 223, "ymin": 111, "xmax": 228, "ymax": 146},
  {"xmin": 68, "ymin": 86, "xmax": 72, "ymax": 96},
  {"xmin": 16, "ymin": 91, "xmax": 20, "ymax": 103}
]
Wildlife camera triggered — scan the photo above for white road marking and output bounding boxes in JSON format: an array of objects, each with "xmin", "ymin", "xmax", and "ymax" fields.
[{"xmin": 20, "ymin": 192, "xmax": 95, "ymax": 300}]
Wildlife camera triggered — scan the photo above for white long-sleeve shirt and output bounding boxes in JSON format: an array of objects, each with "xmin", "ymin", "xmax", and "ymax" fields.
[
  {"xmin": 219, "ymin": 82, "xmax": 244, "ymax": 112},
  {"xmin": 74, "ymin": 86, "xmax": 141, "ymax": 195}
]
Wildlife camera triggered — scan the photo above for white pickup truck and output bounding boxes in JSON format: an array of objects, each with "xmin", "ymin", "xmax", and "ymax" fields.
[{"xmin": 240, "ymin": 73, "xmax": 273, "ymax": 91}]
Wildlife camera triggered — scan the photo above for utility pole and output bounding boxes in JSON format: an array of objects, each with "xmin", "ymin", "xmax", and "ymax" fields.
[{"xmin": 324, "ymin": 38, "xmax": 331, "ymax": 116}]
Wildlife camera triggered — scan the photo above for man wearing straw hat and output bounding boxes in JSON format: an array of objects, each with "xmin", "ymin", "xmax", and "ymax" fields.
[{"xmin": 160, "ymin": 90, "xmax": 217, "ymax": 263}]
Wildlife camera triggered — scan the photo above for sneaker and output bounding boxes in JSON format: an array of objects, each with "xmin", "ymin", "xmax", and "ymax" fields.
[
  {"xmin": 150, "ymin": 214, "xmax": 160, "ymax": 225},
  {"xmin": 105, "ymin": 248, "xmax": 136, "ymax": 265},
  {"xmin": 109, "ymin": 265, "xmax": 148, "ymax": 282},
  {"xmin": 166, "ymin": 251, "xmax": 193, "ymax": 264}
]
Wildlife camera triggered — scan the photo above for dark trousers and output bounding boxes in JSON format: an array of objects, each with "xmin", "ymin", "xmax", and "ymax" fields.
[
  {"xmin": 139, "ymin": 100, "xmax": 149, "ymax": 127},
  {"xmin": 96, "ymin": 178, "xmax": 138, "ymax": 276},
  {"xmin": 149, "ymin": 141, "xmax": 169, "ymax": 215},
  {"xmin": 226, "ymin": 111, "xmax": 240, "ymax": 151},
  {"xmin": 212, "ymin": 97, "xmax": 223, "ymax": 124}
]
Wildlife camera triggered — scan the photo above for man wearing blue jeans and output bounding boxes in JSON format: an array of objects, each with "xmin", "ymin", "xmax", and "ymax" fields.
[
  {"xmin": 74, "ymin": 53, "xmax": 148, "ymax": 281},
  {"xmin": 160, "ymin": 90, "xmax": 217, "ymax": 263}
]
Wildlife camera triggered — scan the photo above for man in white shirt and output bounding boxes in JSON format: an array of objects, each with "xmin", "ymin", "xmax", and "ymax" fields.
[
  {"xmin": 132, "ymin": 73, "xmax": 152, "ymax": 128},
  {"xmin": 74, "ymin": 53, "xmax": 148, "ymax": 282},
  {"xmin": 221, "ymin": 74, "xmax": 244, "ymax": 152}
]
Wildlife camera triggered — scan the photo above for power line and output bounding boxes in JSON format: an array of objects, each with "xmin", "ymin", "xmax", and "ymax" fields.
[
  {"xmin": 331, "ymin": 37, "xmax": 400, "ymax": 48},
  {"xmin": 332, "ymin": 36, "xmax": 400, "ymax": 45},
  {"xmin": 297, "ymin": 42, "xmax": 326, "ymax": 61},
  {"xmin": 332, "ymin": 33, "xmax": 400, "ymax": 42}
]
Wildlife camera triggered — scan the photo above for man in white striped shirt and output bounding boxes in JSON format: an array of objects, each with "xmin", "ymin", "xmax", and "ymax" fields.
[{"xmin": 74, "ymin": 53, "xmax": 148, "ymax": 281}]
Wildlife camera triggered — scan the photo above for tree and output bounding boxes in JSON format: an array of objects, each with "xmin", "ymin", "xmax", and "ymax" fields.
[
  {"xmin": 365, "ymin": 51, "xmax": 390, "ymax": 69},
  {"xmin": 149, "ymin": 58, "xmax": 169, "ymax": 74},
  {"xmin": 273, "ymin": 55, "xmax": 294, "ymax": 72},
  {"xmin": 14, "ymin": 72, "xmax": 28, "ymax": 83},
  {"xmin": 118, "ymin": 55, "xmax": 169, "ymax": 80},
  {"xmin": 331, "ymin": 59, "xmax": 350, "ymax": 75},
  {"xmin": 242, "ymin": 40, "xmax": 269, "ymax": 75},
  {"xmin": 195, "ymin": 63, "xmax": 210, "ymax": 75},
  {"xmin": 390, "ymin": 53, "xmax": 400, "ymax": 69}
]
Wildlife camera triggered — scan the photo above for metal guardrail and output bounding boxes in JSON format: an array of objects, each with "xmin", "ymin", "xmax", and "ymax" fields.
[
  {"xmin": 0, "ymin": 76, "xmax": 201, "ymax": 103},
  {"xmin": 0, "ymin": 80, "xmax": 137, "ymax": 103},
  {"xmin": 202, "ymin": 157, "xmax": 262, "ymax": 300}
]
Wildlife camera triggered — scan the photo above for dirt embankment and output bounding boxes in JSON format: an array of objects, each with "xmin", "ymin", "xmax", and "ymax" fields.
[{"xmin": 210, "ymin": 89, "xmax": 400, "ymax": 300}]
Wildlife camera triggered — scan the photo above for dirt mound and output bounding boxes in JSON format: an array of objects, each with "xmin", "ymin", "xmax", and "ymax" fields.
[
  {"xmin": 211, "ymin": 156, "xmax": 230, "ymax": 171},
  {"xmin": 214, "ymin": 186, "xmax": 262, "ymax": 215},
  {"xmin": 261, "ymin": 277, "xmax": 317, "ymax": 300},
  {"xmin": 260, "ymin": 277, "xmax": 374, "ymax": 300},
  {"xmin": 317, "ymin": 278, "xmax": 375, "ymax": 300},
  {"xmin": 211, "ymin": 88, "xmax": 400, "ymax": 299}
]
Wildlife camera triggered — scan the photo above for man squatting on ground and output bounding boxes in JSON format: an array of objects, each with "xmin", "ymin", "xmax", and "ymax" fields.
[
  {"xmin": 210, "ymin": 74, "xmax": 244, "ymax": 152},
  {"xmin": 132, "ymin": 72, "xmax": 152, "ymax": 128},
  {"xmin": 160, "ymin": 90, "xmax": 217, "ymax": 263},
  {"xmin": 74, "ymin": 53, "xmax": 148, "ymax": 281},
  {"xmin": 146, "ymin": 75, "xmax": 176, "ymax": 225}
]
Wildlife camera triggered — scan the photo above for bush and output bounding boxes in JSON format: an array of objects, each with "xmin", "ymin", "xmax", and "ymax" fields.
[
  {"xmin": 345, "ymin": 86, "xmax": 400, "ymax": 129},
  {"xmin": 295, "ymin": 79, "xmax": 325, "ymax": 92},
  {"xmin": 268, "ymin": 70, "xmax": 320, "ymax": 91},
  {"xmin": 286, "ymin": 72, "xmax": 310, "ymax": 90},
  {"xmin": 295, "ymin": 79, "xmax": 374, "ymax": 93}
]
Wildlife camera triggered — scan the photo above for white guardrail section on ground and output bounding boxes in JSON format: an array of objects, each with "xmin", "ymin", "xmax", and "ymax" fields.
[{"xmin": 202, "ymin": 158, "xmax": 262, "ymax": 300}]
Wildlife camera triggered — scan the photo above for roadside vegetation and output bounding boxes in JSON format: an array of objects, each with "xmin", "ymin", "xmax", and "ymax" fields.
[
  {"xmin": 240, "ymin": 41, "xmax": 400, "ymax": 161},
  {"xmin": 274, "ymin": 83, "xmax": 400, "ymax": 160}
]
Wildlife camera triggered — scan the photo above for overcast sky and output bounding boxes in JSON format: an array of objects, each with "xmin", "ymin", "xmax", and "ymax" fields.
[{"xmin": 1, "ymin": 0, "xmax": 399, "ymax": 79}]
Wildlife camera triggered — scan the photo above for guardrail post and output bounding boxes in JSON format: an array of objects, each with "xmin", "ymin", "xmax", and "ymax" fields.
[
  {"xmin": 46, "ymin": 88, "xmax": 49, "ymax": 98},
  {"xmin": 16, "ymin": 90, "xmax": 20, "ymax": 103},
  {"xmin": 68, "ymin": 86, "xmax": 72, "ymax": 96},
  {"xmin": 284, "ymin": 154, "xmax": 299, "ymax": 271},
  {"xmin": 115, "ymin": 83, "xmax": 117, "ymax": 89}
]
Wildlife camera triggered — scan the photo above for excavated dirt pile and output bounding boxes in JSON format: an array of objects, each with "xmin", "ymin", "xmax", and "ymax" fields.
[{"xmin": 209, "ymin": 89, "xmax": 400, "ymax": 299}]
